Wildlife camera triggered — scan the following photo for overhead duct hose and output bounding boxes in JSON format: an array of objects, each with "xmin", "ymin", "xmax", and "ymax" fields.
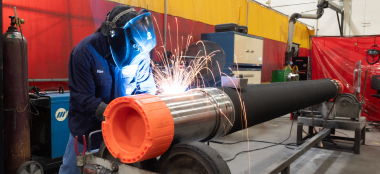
[
  {"xmin": 102, "ymin": 79, "xmax": 342, "ymax": 163},
  {"xmin": 220, "ymin": 79, "xmax": 342, "ymax": 134},
  {"xmin": 285, "ymin": 0, "xmax": 327, "ymax": 65}
]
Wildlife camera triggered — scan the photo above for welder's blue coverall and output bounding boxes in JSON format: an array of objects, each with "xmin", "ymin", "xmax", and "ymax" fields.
[{"xmin": 59, "ymin": 32, "xmax": 156, "ymax": 174}]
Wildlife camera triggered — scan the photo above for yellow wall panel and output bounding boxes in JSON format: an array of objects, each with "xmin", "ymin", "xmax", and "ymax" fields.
[
  {"xmin": 247, "ymin": 2, "xmax": 288, "ymax": 43},
  {"xmin": 107, "ymin": 0, "xmax": 314, "ymax": 49},
  {"xmin": 167, "ymin": 0, "xmax": 242, "ymax": 25},
  {"xmin": 107, "ymin": 0, "xmax": 165, "ymax": 13},
  {"xmin": 293, "ymin": 22, "xmax": 313, "ymax": 49}
]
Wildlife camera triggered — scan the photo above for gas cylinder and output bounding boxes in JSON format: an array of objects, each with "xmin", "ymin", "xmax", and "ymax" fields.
[{"xmin": 3, "ymin": 16, "xmax": 30, "ymax": 174}]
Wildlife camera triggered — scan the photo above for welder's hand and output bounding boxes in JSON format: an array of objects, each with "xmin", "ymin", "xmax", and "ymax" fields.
[{"xmin": 95, "ymin": 102, "xmax": 108, "ymax": 121}]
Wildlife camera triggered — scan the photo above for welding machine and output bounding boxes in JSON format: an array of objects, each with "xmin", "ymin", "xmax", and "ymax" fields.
[{"xmin": 19, "ymin": 91, "xmax": 71, "ymax": 172}]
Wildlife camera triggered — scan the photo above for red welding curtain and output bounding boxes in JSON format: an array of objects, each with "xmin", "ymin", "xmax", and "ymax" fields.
[
  {"xmin": 311, "ymin": 36, "xmax": 380, "ymax": 121},
  {"xmin": 2, "ymin": 0, "xmax": 214, "ymax": 91}
]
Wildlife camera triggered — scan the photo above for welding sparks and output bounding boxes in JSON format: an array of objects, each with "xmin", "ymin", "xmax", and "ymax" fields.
[
  {"xmin": 151, "ymin": 44, "xmax": 220, "ymax": 94},
  {"xmin": 150, "ymin": 15, "xmax": 243, "ymax": 127},
  {"xmin": 151, "ymin": 15, "xmax": 252, "ymax": 171},
  {"xmin": 151, "ymin": 16, "xmax": 219, "ymax": 95}
]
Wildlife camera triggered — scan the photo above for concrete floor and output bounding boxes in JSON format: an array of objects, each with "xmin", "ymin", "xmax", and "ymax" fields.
[
  {"xmin": 50, "ymin": 116, "xmax": 380, "ymax": 174},
  {"xmin": 210, "ymin": 116, "xmax": 380, "ymax": 174}
]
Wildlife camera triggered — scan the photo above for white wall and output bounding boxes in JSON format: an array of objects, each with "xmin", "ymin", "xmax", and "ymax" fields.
[
  {"xmin": 253, "ymin": 0, "xmax": 318, "ymax": 29},
  {"xmin": 345, "ymin": 0, "xmax": 380, "ymax": 36},
  {"xmin": 253, "ymin": 0, "xmax": 380, "ymax": 36}
]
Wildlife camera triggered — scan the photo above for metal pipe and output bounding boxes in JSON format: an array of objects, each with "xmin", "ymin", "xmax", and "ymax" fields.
[
  {"xmin": 285, "ymin": 0, "xmax": 326, "ymax": 65},
  {"xmin": 159, "ymin": 88, "xmax": 235, "ymax": 144},
  {"xmin": 246, "ymin": 0, "xmax": 249, "ymax": 27},
  {"xmin": 0, "ymin": 1, "xmax": 4, "ymax": 173},
  {"xmin": 271, "ymin": 2, "xmax": 316, "ymax": 8},
  {"xmin": 102, "ymin": 79, "xmax": 342, "ymax": 163},
  {"xmin": 341, "ymin": 10, "xmax": 345, "ymax": 35},
  {"xmin": 250, "ymin": 0, "xmax": 314, "ymax": 28},
  {"xmin": 88, "ymin": 130, "xmax": 102, "ymax": 152},
  {"xmin": 28, "ymin": 78, "xmax": 69, "ymax": 82},
  {"xmin": 286, "ymin": 18, "xmax": 296, "ymax": 53},
  {"xmin": 164, "ymin": 0, "xmax": 167, "ymax": 50},
  {"xmin": 299, "ymin": 13, "xmax": 320, "ymax": 19},
  {"xmin": 336, "ymin": 12, "xmax": 343, "ymax": 36},
  {"xmin": 326, "ymin": 0, "xmax": 343, "ymax": 13}
]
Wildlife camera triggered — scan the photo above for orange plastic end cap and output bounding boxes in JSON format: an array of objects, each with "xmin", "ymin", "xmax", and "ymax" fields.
[{"xmin": 102, "ymin": 94, "xmax": 174, "ymax": 163}]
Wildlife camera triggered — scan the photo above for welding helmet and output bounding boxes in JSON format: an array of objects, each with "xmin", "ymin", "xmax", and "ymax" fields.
[{"xmin": 101, "ymin": 6, "xmax": 157, "ymax": 69}]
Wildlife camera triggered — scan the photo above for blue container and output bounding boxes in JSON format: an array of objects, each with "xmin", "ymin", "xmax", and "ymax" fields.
[
  {"xmin": 30, "ymin": 92, "xmax": 70, "ymax": 159},
  {"xmin": 49, "ymin": 93, "xmax": 70, "ymax": 158}
]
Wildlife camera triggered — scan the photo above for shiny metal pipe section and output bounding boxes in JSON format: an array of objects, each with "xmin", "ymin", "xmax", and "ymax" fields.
[
  {"xmin": 326, "ymin": 0, "xmax": 343, "ymax": 13},
  {"xmin": 299, "ymin": 14, "xmax": 319, "ymax": 19},
  {"xmin": 158, "ymin": 88, "xmax": 235, "ymax": 144}
]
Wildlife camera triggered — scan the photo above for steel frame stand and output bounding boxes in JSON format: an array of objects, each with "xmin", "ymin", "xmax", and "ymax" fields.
[{"xmin": 297, "ymin": 116, "xmax": 366, "ymax": 154}]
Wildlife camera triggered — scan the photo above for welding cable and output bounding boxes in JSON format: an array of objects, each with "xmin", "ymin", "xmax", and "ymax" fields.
[
  {"xmin": 283, "ymin": 141, "xmax": 306, "ymax": 150},
  {"xmin": 223, "ymin": 119, "xmax": 295, "ymax": 162},
  {"xmin": 283, "ymin": 127, "xmax": 348, "ymax": 150},
  {"xmin": 311, "ymin": 105, "xmax": 318, "ymax": 134},
  {"xmin": 283, "ymin": 128, "xmax": 309, "ymax": 150},
  {"xmin": 321, "ymin": 101, "xmax": 336, "ymax": 131},
  {"xmin": 302, "ymin": 129, "xmax": 310, "ymax": 137},
  {"xmin": 210, "ymin": 119, "xmax": 296, "ymax": 146},
  {"xmin": 18, "ymin": 23, "xmax": 38, "ymax": 118},
  {"xmin": 336, "ymin": 130, "xmax": 349, "ymax": 137},
  {"xmin": 224, "ymin": 144, "xmax": 278, "ymax": 162},
  {"xmin": 311, "ymin": 100, "xmax": 336, "ymax": 133},
  {"xmin": 285, "ymin": 101, "xmax": 336, "ymax": 150},
  {"xmin": 212, "ymin": 80, "xmax": 221, "ymax": 87},
  {"xmin": 211, "ymin": 126, "xmax": 308, "ymax": 146},
  {"xmin": 210, "ymin": 140, "xmax": 278, "ymax": 145},
  {"xmin": 271, "ymin": 2, "xmax": 316, "ymax": 8}
]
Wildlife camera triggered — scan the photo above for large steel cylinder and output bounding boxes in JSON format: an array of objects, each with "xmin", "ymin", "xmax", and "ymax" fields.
[
  {"xmin": 159, "ymin": 88, "xmax": 235, "ymax": 144},
  {"xmin": 3, "ymin": 17, "xmax": 30, "ymax": 173},
  {"xmin": 102, "ymin": 79, "xmax": 342, "ymax": 164}
]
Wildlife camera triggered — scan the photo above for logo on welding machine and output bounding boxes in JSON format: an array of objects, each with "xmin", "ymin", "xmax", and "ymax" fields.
[{"xmin": 55, "ymin": 108, "xmax": 68, "ymax": 121}]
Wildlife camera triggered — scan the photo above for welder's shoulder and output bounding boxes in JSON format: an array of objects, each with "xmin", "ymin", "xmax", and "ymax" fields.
[{"xmin": 71, "ymin": 33, "xmax": 105, "ymax": 59}]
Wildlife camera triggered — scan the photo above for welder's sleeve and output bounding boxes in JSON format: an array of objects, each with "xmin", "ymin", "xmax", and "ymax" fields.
[
  {"xmin": 69, "ymin": 52, "xmax": 102, "ymax": 121},
  {"xmin": 133, "ymin": 57, "xmax": 157, "ymax": 95}
]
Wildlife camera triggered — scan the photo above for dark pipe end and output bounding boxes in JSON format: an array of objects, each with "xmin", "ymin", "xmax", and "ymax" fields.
[
  {"xmin": 316, "ymin": 0, "xmax": 328, "ymax": 19},
  {"xmin": 285, "ymin": 52, "xmax": 292, "ymax": 65},
  {"xmin": 289, "ymin": 13, "xmax": 300, "ymax": 23},
  {"xmin": 331, "ymin": 79, "xmax": 344, "ymax": 97}
]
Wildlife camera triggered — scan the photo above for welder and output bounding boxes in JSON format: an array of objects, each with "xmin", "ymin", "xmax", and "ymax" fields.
[{"xmin": 59, "ymin": 5, "xmax": 157, "ymax": 174}]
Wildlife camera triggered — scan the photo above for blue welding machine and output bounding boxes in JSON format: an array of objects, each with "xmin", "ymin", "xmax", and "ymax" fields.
[{"xmin": 29, "ymin": 91, "xmax": 70, "ymax": 170}]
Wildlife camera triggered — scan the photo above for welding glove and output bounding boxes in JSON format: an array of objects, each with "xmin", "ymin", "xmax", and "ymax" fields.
[{"xmin": 95, "ymin": 102, "xmax": 108, "ymax": 121}]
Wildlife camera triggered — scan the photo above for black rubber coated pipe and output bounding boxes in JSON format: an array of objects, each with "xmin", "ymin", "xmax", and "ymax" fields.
[{"xmin": 219, "ymin": 79, "xmax": 340, "ymax": 134}]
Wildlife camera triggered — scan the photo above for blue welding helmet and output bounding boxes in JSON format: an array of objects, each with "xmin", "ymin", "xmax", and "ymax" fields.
[{"xmin": 108, "ymin": 12, "xmax": 157, "ymax": 69}]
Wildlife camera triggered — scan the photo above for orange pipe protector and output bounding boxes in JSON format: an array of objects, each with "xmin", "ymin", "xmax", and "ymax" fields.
[{"xmin": 102, "ymin": 94, "xmax": 174, "ymax": 163}]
